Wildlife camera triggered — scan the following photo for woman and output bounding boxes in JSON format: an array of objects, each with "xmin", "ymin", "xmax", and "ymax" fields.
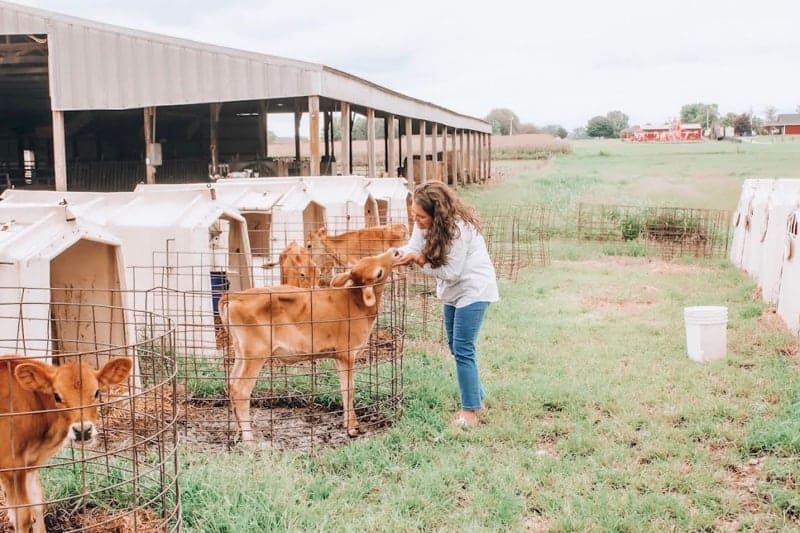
[{"xmin": 395, "ymin": 182, "xmax": 499, "ymax": 428}]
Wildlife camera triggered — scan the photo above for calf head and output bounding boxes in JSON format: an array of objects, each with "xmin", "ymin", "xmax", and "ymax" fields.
[
  {"xmin": 14, "ymin": 358, "xmax": 132, "ymax": 444},
  {"xmin": 305, "ymin": 227, "xmax": 328, "ymax": 268},
  {"xmin": 331, "ymin": 248, "xmax": 403, "ymax": 306},
  {"xmin": 280, "ymin": 241, "xmax": 319, "ymax": 288}
]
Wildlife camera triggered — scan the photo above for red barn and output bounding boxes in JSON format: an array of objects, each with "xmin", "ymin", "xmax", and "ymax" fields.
[{"xmin": 765, "ymin": 114, "xmax": 800, "ymax": 136}]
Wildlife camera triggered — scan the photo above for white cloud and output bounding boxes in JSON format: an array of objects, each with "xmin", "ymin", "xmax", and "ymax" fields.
[{"xmin": 11, "ymin": 0, "xmax": 800, "ymax": 132}]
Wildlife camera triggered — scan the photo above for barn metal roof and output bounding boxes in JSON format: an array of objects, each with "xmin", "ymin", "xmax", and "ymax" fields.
[{"xmin": 0, "ymin": 1, "xmax": 490, "ymax": 133}]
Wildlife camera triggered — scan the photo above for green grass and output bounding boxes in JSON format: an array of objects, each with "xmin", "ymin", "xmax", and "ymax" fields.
[{"xmin": 168, "ymin": 140, "xmax": 800, "ymax": 531}]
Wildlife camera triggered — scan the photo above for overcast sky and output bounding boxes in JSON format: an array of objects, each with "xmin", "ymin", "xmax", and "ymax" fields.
[{"xmin": 11, "ymin": 0, "xmax": 800, "ymax": 134}]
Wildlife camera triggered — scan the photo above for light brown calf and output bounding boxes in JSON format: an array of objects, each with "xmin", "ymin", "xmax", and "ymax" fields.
[
  {"xmin": 262, "ymin": 241, "xmax": 320, "ymax": 288},
  {"xmin": 305, "ymin": 224, "xmax": 408, "ymax": 281},
  {"xmin": 0, "ymin": 356, "xmax": 132, "ymax": 533},
  {"xmin": 219, "ymin": 248, "xmax": 402, "ymax": 442}
]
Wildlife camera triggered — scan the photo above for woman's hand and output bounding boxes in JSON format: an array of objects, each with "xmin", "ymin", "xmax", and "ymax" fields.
[{"xmin": 394, "ymin": 252, "xmax": 426, "ymax": 267}]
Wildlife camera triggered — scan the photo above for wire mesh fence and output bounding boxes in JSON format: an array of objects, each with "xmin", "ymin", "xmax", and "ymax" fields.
[
  {"xmin": 0, "ymin": 291, "xmax": 179, "ymax": 532},
  {"xmin": 130, "ymin": 254, "xmax": 407, "ymax": 452},
  {"xmin": 577, "ymin": 204, "xmax": 731, "ymax": 259},
  {"xmin": 482, "ymin": 204, "xmax": 553, "ymax": 280}
]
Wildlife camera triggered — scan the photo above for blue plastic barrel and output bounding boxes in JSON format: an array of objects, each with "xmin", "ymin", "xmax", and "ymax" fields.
[{"xmin": 210, "ymin": 271, "xmax": 230, "ymax": 315}]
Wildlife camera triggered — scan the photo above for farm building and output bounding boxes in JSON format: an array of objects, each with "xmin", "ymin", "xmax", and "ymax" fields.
[
  {"xmin": 621, "ymin": 122, "xmax": 702, "ymax": 143},
  {"xmin": 764, "ymin": 114, "xmax": 800, "ymax": 136},
  {"xmin": 0, "ymin": 1, "xmax": 491, "ymax": 192}
]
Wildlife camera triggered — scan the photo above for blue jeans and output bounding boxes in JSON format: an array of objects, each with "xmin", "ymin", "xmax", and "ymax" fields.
[{"xmin": 443, "ymin": 301, "xmax": 489, "ymax": 410}]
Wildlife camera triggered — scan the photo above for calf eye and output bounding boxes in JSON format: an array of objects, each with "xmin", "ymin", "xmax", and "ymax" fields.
[
  {"xmin": 94, "ymin": 390, "xmax": 101, "ymax": 400},
  {"xmin": 54, "ymin": 393, "xmax": 62, "ymax": 403}
]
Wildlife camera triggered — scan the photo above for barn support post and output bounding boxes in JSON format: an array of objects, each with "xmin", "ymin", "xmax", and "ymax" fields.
[
  {"xmin": 52, "ymin": 110, "xmax": 67, "ymax": 191},
  {"xmin": 309, "ymin": 96, "xmax": 320, "ymax": 175},
  {"xmin": 405, "ymin": 117, "xmax": 414, "ymax": 188},
  {"xmin": 459, "ymin": 130, "xmax": 466, "ymax": 186},
  {"xmin": 431, "ymin": 123, "xmax": 438, "ymax": 182},
  {"xmin": 488, "ymin": 134, "xmax": 492, "ymax": 180},
  {"xmin": 419, "ymin": 120, "xmax": 427, "ymax": 184},
  {"xmin": 387, "ymin": 113, "xmax": 397, "ymax": 177},
  {"xmin": 367, "ymin": 108, "xmax": 376, "ymax": 178},
  {"xmin": 442, "ymin": 126, "xmax": 449, "ymax": 185},
  {"xmin": 209, "ymin": 103, "xmax": 222, "ymax": 178},
  {"xmin": 450, "ymin": 128, "xmax": 457, "ymax": 186},
  {"xmin": 466, "ymin": 131, "xmax": 473, "ymax": 184},
  {"xmin": 144, "ymin": 106, "xmax": 156, "ymax": 184},
  {"xmin": 293, "ymin": 101, "xmax": 302, "ymax": 162},
  {"xmin": 340, "ymin": 101, "xmax": 350, "ymax": 175},
  {"xmin": 477, "ymin": 132, "xmax": 483, "ymax": 183},
  {"xmin": 258, "ymin": 100, "xmax": 269, "ymax": 159}
]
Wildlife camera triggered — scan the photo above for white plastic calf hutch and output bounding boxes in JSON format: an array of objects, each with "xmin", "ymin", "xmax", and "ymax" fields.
[
  {"xmin": 0, "ymin": 203, "xmax": 134, "ymax": 364},
  {"xmin": 365, "ymin": 177, "xmax": 412, "ymax": 227},
  {"xmin": 134, "ymin": 180, "xmax": 327, "ymax": 287},
  {"xmin": 303, "ymin": 176, "xmax": 379, "ymax": 232},
  {"xmin": 730, "ymin": 179, "xmax": 771, "ymax": 268},
  {"xmin": 777, "ymin": 208, "xmax": 800, "ymax": 333},
  {"xmin": 758, "ymin": 179, "xmax": 800, "ymax": 304},
  {"xmin": 741, "ymin": 179, "xmax": 775, "ymax": 282}
]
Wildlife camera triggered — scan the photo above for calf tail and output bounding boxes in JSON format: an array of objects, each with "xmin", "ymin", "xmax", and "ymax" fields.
[{"xmin": 217, "ymin": 294, "xmax": 229, "ymax": 325}]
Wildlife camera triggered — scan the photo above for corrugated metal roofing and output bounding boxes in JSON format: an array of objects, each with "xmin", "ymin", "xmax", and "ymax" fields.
[{"xmin": 0, "ymin": 1, "xmax": 490, "ymax": 133}]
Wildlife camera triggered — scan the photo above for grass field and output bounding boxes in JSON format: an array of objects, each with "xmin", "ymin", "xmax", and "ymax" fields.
[{"xmin": 179, "ymin": 139, "xmax": 800, "ymax": 532}]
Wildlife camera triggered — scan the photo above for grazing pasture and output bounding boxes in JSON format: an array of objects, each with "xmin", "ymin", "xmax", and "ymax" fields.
[{"xmin": 178, "ymin": 138, "xmax": 800, "ymax": 532}]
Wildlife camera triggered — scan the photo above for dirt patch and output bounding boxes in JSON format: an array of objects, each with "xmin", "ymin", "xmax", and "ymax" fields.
[{"xmin": 758, "ymin": 307, "xmax": 790, "ymax": 333}]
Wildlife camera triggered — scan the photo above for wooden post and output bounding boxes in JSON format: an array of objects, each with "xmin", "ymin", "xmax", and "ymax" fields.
[
  {"xmin": 459, "ymin": 130, "xmax": 466, "ymax": 185},
  {"xmin": 419, "ymin": 120, "xmax": 427, "ymax": 184},
  {"xmin": 486, "ymin": 133, "xmax": 492, "ymax": 179},
  {"xmin": 340, "ymin": 101, "xmax": 350, "ymax": 175},
  {"xmin": 367, "ymin": 108, "xmax": 376, "ymax": 178},
  {"xmin": 431, "ymin": 123, "xmax": 438, "ymax": 182},
  {"xmin": 258, "ymin": 100, "xmax": 269, "ymax": 159},
  {"xmin": 52, "ymin": 110, "xmax": 67, "ymax": 191},
  {"xmin": 293, "ymin": 101, "xmax": 302, "ymax": 162},
  {"xmin": 477, "ymin": 132, "xmax": 483, "ymax": 183},
  {"xmin": 210, "ymin": 103, "xmax": 221, "ymax": 177},
  {"xmin": 442, "ymin": 126, "xmax": 449, "ymax": 185},
  {"xmin": 143, "ymin": 107, "xmax": 156, "ymax": 184},
  {"xmin": 451, "ymin": 128, "xmax": 458, "ymax": 186},
  {"xmin": 308, "ymin": 96, "xmax": 320, "ymax": 175},
  {"xmin": 405, "ymin": 117, "xmax": 414, "ymax": 188},
  {"xmin": 387, "ymin": 113, "xmax": 396, "ymax": 177}
]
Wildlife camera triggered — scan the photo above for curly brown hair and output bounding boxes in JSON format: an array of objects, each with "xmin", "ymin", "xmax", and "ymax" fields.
[{"xmin": 413, "ymin": 182, "xmax": 482, "ymax": 268}]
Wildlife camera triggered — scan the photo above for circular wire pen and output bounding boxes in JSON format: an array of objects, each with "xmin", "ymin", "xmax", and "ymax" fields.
[
  {"xmin": 137, "ymin": 240, "xmax": 407, "ymax": 452},
  {"xmin": 0, "ymin": 291, "xmax": 179, "ymax": 532}
]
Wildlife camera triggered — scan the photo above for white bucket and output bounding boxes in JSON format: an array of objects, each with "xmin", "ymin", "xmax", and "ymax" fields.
[{"xmin": 683, "ymin": 306, "xmax": 728, "ymax": 362}]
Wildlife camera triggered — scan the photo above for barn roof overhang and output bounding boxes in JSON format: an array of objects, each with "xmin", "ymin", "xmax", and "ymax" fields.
[{"xmin": 0, "ymin": 1, "xmax": 490, "ymax": 133}]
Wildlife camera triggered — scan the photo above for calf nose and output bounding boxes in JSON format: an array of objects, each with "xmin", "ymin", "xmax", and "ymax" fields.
[{"xmin": 72, "ymin": 423, "xmax": 95, "ymax": 442}]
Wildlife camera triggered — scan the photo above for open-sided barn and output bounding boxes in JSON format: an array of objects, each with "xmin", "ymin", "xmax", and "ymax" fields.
[{"xmin": 0, "ymin": 1, "xmax": 491, "ymax": 192}]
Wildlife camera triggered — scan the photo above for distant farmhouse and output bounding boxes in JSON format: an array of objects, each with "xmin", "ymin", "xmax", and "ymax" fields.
[
  {"xmin": 620, "ymin": 121, "xmax": 702, "ymax": 143},
  {"xmin": 764, "ymin": 114, "xmax": 800, "ymax": 136}
]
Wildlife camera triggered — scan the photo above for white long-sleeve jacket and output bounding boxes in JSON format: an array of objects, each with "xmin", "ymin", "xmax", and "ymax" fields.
[{"xmin": 400, "ymin": 220, "xmax": 499, "ymax": 308}]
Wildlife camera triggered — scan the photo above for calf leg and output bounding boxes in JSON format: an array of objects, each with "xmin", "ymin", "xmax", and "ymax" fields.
[
  {"xmin": 334, "ymin": 354, "xmax": 359, "ymax": 437},
  {"xmin": 227, "ymin": 337, "xmax": 268, "ymax": 444},
  {"xmin": 1, "ymin": 470, "xmax": 45, "ymax": 533}
]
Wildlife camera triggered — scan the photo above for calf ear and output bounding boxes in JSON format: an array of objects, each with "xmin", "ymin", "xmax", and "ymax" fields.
[
  {"xmin": 330, "ymin": 271, "xmax": 352, "ymax": 287},
  {"xmin": 361, "ymin": 286, "xmax": 376, "ymax": 307},
  {"xmin": 15, "ymin": 361, "xmax": 56, "ymax": 393},
  {"xmin": 97, "ymin": 358, "xmax": 133, "ymax": 387}
]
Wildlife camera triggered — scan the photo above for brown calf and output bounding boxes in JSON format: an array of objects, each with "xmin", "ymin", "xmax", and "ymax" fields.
[
  {"xmin": 262, "ymin": 241, "xmax": 320, "ymax": 288},
  {"xmin": 219, "ymin": 248, "xmax": 402, "ymax": 442},
  {"xmin": 0, "ymin": 356, "xmax": 132, "ymax": 533},
  {"xmin": 306, "ymin": 224, "xmax": 408, "ymax": 281}
]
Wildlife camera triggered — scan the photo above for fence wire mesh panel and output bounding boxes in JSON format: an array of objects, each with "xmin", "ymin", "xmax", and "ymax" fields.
[
  {"xmin": 404, "ymin": 267, "xmax": 445, "ymax": 345},
  {"xmin": 133, "ymin": 254, "xmax": 407, "ymax": 452},
  {"xmin": 482, "ymin": 205, "xmax": 553, "ymax": 280},
  {"xmin": 576, "ymin": 204, "xmax": 730, "ymax": 259},
  {"xmin": 0, "ymin": 289, "xmax": 179, "ymax": 532}
]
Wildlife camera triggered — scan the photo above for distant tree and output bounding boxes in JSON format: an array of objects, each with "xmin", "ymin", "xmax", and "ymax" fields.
[
  {"xmin": 720, "ymin": 112, "xmax": 738, "ymax": 127},
  {"xmin": 605, "ymin": 111, "xmax": 629, "ymax": 137},
  {"xmin": 732, "ymin": 113, "xmax": 754, "ymax": 136},
  {"xmin": 485, "ymin": 108, "xmax": 521, "ymax": 135},
  {"xmin": 571, "ymin": 127, "xmax": 587, "ymax": 139},
  {"xmin": 763, "ymin": 106, "xmax": 778, "ymax": 124},
  {"xmin": 586, "ymin": 116, "xmax": 615, "ymax": 138},
  {"xmin": 332, "ymin": 116, "xmax": 386, "ymax": 141},
  {"xmin": 515, "ymin": 122, "xmax": 540, "ymax": 134},
  {"xmin": 541, "ymin": 124, "xmax": 568, "ymax": 138},
  {"xmin": 680, "ymin": 103, "xmax": 719, "ymax": 128}
]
